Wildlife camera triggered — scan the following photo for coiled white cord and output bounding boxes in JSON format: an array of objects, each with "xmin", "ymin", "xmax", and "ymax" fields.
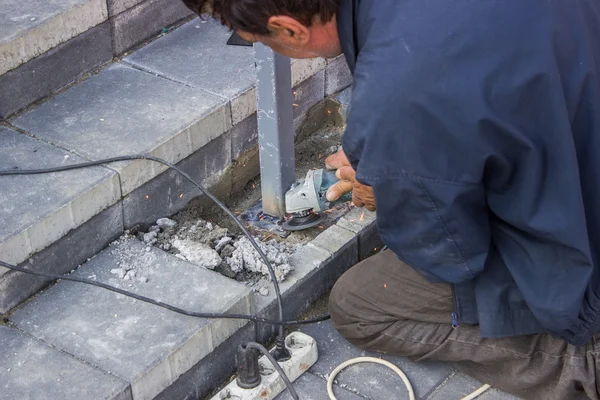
[{"xmin": 326, "ymin": 356, "xmax": 491, "ymax": 400}]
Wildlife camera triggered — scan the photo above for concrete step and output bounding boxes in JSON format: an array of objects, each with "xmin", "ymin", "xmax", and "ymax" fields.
[
  {"xmin": 0, "ymin": 15, "xmax": 351, "ymax": 314},
  {"xmin": 0, "ymin": 0, "xmax": 193, "ymax": 119},
  {"xmin": 4, "ymin": 202, "xmax": 380, "ymax": 400},
  {"xmin": 8, "ymin": 237, "xmax": 254, "ymax": 400}
]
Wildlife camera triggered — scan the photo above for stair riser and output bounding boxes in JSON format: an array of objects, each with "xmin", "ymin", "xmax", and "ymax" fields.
[{"xmin": 0, "ymin": 22, "xmax": 113, "ymax": 120}]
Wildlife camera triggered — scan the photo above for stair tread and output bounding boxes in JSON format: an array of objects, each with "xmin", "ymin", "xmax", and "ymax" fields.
[
  {"xmin": 0, "ymin": 126, "xmax": 119, "ymax": 270},
  {"xmin": 0, "ymin": 0, "xmax": 107, "ymax": 76},
  {"xmin": 124, "ymin": 18, "xmax": 255, "ymax": 101},
  {"xmin": 10, "ymin": 237, "xmax": 253, "ymax": 400},
  {"xmin": 123, "ymin": 17, "xmax": 327, "ymax": 124},
  {"xmin": 12, "ymin": 63, "xmax": 231, "ymax": 196},
  {"xmin": 0, "ymin": 324, "xmax": 130, "ymax": 400}
]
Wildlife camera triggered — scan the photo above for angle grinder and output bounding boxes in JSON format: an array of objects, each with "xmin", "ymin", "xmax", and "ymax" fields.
[{"xmin": 282, "ymin": 169, "xmax": 352, "ymax": 231}]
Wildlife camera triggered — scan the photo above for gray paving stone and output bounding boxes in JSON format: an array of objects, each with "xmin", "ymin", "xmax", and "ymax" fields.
[
  {"xmin": 291, "ymin": 58, "xmax": 327, "ymax": 88},
  {"xmin": 0, "ymin": 202, "xmax": 123, "ymax": 314},
  {"xmin": 10, "ymin": 238, "xmax": 254, "ymax": 400},
  {"xmin": 0, "ymin": 0, "xmax": 107, "ymax": 76},
  {"xmin": 13, "ymin": 63, "xmax": 230, "ymax": 196},
  {"xmin": 298, "ymin": 320, "xmax": 453, "ymax": 400},
  {"xmin": 122, "ymin": 130, "xmax": 231, "ymax": 228},
  {"xmin": 325, "ymin": 55, "xmax": 353, "ymax": 96},
  {"xmin": 275, "ymin": 372, "xmax": 363, "ymax": 400},
  {"xmin": 108, "ymin": 0, "xmax": 144, "ymax": 17},
  {"xmin": 0, "ymin": 325, "xmax": 131, "ymax": 400},
  {"xmin": 0, "ymin": 21, "xmax": 112, "ymax": 119},
  {"xmin": 231, "ymin": 114, "xmax": 258, "ymax": 161},
  {"xmin": 123, "ymin": 18, "xmax": 255, "ymax": 123},
  {"xmin": 0, "ymin": 127, "xmax": 120, "ymax": 274},
  {"xmin": 310, "ymin": 225, "xmax": 357, "ymax": 257},
  {"xmin": 428, "ymin": 371, "xmax": 484, "ymax": 400},
  {"xmin": 336, "ymin": 208, "xmax": 383, "ymax": 260},
  {"xmin": 479, "ymin": 389, "xmax": 522, "ymax": 400},
  {"xmin": 292, "ymin": 70, "xmax": 325, "ymax": 125},
  {"xmin": 111, "ymin": 0, "xmax": 193, "ymax": 55}
]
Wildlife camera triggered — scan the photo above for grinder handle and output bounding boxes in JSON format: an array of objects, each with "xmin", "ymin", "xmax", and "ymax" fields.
[{"xmin": 321, "ymin": 170, "xmax": 353, "ymax": 204}]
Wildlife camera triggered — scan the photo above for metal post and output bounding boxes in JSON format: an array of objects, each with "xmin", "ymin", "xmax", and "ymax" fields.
[{"xmin": 254, "ymin": 43, "xmax": 296, "ymax": 218}]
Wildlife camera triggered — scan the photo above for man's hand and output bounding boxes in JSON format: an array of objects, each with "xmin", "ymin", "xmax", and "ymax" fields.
[{"xmin": 324, "ymin": 149, "xmax": 376, "ymax": 211}]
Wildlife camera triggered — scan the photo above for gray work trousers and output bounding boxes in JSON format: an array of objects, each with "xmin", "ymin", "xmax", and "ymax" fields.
[{"xmin": 329, "ymin": 250, "xmax": 600, "ymax": 400}]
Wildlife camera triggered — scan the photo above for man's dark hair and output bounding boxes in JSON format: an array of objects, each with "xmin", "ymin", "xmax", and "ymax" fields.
[{"xmin": 181, "ymin": 0, "xmax": 340, "ymax": 35}]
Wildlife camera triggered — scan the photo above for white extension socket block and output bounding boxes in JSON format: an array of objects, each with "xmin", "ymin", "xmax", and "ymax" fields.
[{"xmin": 212, "ymin": 332, "xmax": 318, "ymax": 400}]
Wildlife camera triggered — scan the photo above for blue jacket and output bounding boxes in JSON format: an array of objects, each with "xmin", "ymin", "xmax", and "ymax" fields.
[{"xmin": 337, "ymin": 0, "xmax": 600, "ymax": 345}]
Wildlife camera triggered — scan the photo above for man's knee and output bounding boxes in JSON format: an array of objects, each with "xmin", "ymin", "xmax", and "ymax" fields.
[{"xmin": 328, "ymin": 264, "xmax": 389, "ymax": 346}]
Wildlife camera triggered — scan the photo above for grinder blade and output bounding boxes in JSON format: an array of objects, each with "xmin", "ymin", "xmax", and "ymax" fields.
[{"xmin": 282, "ymin": 212, "xmax": 326, "ymax": 231}]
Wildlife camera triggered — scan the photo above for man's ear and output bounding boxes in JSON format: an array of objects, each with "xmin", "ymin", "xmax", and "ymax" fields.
[{"xmin": 267, "ymin": 15, "xmax": 310, "ymax": 44}]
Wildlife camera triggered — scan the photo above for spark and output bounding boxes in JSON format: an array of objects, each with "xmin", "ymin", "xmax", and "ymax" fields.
[
  {"xmin": 262, "ymin": 233, "xmax": 275, "ymax": 242},
  {"xmin": 179, "ymin": 193, "xmax": 184, "ymax": 199},
  {"xmin": 327, "ymin": 110, "xmax": 332, "ymax": 114},
  {"xmin": 145, "ymin": 195, "xmax": 150, "ymax": 199},
  {"xmin": 360, "ymin": 212, "xmax": 365, "ymax": 221},
  {"xmin": 293, "ymin": 103, "xmax": 299, "ymax": 107},
  {"xmin": 383, "ymin": 284, "xmax": 387, "ymax": 288}
]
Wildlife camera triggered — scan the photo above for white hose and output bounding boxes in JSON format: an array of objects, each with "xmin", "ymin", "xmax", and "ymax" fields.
[{"xmin": 326, "ymin": 356, "xmax": 491, "ymax": 400}]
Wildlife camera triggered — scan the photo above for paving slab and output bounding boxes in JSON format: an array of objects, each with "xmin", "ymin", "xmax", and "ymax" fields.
[
  {"xmin": 428, "ymin": 371, "xmax": 485, "ymax": 400},
  {"xmin": 0, "ymin": 21, "xmax": 113, "ymax": 119},
  {"xmin": 0, "ymin": 126, "xmax": 120, "ymax": 274},
  {"xmin": 10, "ymin": 238, "xmax": 254, "ymax": 400},
  {"xmin": 274, "ymin": 372, "xmax": 363, "ymax": 400},
  {"xmin": 13, "ymin": 63, "xmax": 230, "ymax": 195},
  {"xmin": 124, "ymin": 18, "xmax": 254, "ymax": 107},
  {"xmin": 0, "ymin": 325, "xmax": 131, "ymax": 400},
  {"xmin": 108, "ymin": 0, "xmax": 144, "ymax": 17},
  {"xmin": 110, "ymin": 0, "xmax": 193, "ymax": 55},
  {"xmin": 0, "ymin": 0, "xmax": 107, "ymax": 76},
  {"xmin": 298, "ymin": 320, "xmax": 453, "ymax": 400},
  {"xmin": 123, "ymin": 18, "xmax": 326, "ymax": 124},
  {"xmin": 336, "ymin": 208, "xmax": 383, "ymax": 260},
  {"xmin": 325, "ymin": 55, "xmax": 353, "ymax": 96}
]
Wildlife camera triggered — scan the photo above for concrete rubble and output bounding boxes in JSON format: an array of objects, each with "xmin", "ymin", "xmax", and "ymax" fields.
[{"xmin": 122, "ymin": 217, "xmax": 299, "ymax": 289}]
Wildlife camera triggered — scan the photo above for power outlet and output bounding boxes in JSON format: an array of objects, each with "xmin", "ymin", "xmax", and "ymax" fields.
[{"xmin": 213, "ymin": 332, "xmax": 318, "ymax": 400}]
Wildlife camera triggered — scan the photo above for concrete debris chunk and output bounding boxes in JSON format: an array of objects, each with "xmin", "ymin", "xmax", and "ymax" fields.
[
  {"xmin": 171, "ymin": 239, "xmax": 222, "ymax": 270},
  {"xmin": 156, "ymin": 218, "xmax": 177, "ymax": 228},
  {"xmin": 214, "ymin": 236, "xmax": 233, "ymax": 252},
  {"xmin": 143, "ymin": 231, "xmax": 157, "ymax": 244},
  {"xmin": 226, "ymin": 237, "xmax": 294, "ymax": 282}
]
